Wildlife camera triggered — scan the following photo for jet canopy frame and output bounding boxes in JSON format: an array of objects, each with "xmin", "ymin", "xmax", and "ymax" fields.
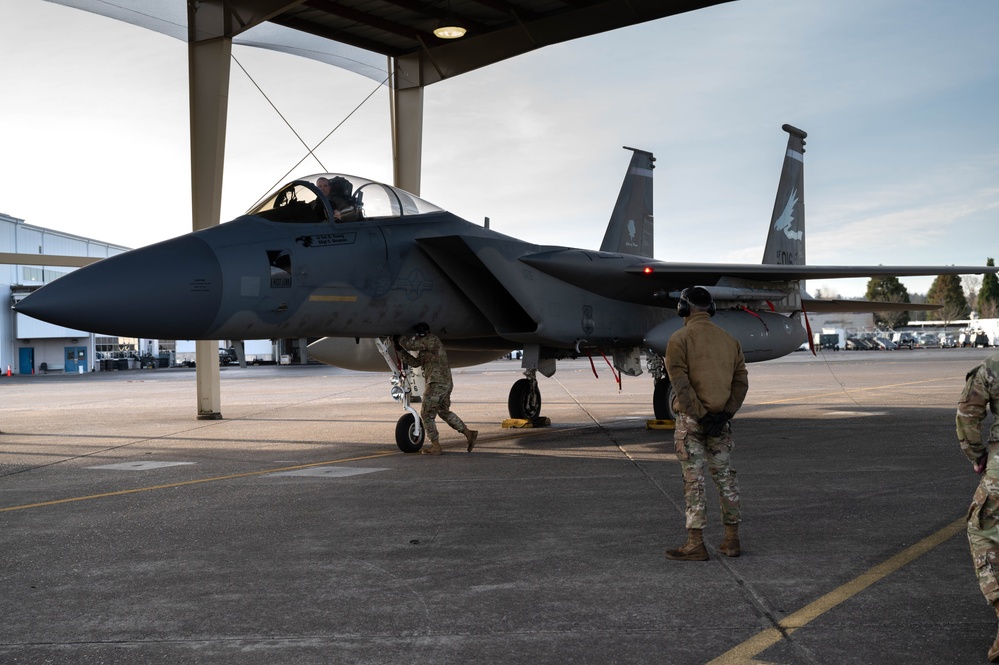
[{"xmin": 246, "ymin": 174, "xmax": 444, "ymax": 225}]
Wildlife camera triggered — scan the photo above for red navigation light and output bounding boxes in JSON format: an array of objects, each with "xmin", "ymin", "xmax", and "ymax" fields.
[{"xmin": 643, "ymin": 266, "xmax": 654, "ymax": 274}]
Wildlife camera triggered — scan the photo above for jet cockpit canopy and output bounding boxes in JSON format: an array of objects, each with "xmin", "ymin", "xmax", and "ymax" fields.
[{"xmin": 247, "ymin": 174, "xmax": 444, "ymax": 224}]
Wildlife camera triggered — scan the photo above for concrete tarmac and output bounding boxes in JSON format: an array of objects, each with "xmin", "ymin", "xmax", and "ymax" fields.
[{"xmin": 0, "ymin": 348, "xmax": 995, "ymax": 664}]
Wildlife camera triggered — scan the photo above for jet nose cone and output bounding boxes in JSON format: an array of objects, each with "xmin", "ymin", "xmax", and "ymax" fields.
[{"xmin": 15, "ymin": 234, "xmax": 223, "ymax": 339}]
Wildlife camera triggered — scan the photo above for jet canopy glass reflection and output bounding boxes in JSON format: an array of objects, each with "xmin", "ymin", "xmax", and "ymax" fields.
[{"xmin": 246, "ymin": 174, "xmax": 444, "ymax": 224}]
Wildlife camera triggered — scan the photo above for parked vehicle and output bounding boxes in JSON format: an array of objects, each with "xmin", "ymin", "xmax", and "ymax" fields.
[
  {"xmin": 846, "ymin": 337, "xmax": 873, "ymax": 350},
  {"xmin": 916, "ymin": 332, "xmax": 939, "ymax": 348},
  {"xmin": 874, "ymin": 337, "xmax": 898, "ymax": 350},
  {"xmin": 892, "ymin": 332, "xmax": 916, "ymax": 349},
  {"xmin": 814, "ymin": 332, "xmax": 840, "ymax": 351},
  {"xmin": 962, "ymin": 331, "xmax": 991, "ymax": 348},
  {"xmin": 219, "ymin": 347, "xmax": 238, "ymax": 365}
]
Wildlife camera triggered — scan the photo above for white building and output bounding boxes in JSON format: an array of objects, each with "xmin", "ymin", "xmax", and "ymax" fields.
[{"xmin": 2, "ymin": 212, "xmax": 131, "ymax": 374}]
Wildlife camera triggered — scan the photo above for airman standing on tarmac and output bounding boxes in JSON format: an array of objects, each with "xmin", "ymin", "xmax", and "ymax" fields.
[
  {"xmin": 396, "ymin": 322, "xmax": 478, "ymax": 456},
  {"xmin": 957, "ymin": 351, "xmax": 999, "ymax": 662},
  {"xmin": 664, "ymin": 286, "xmax": 749, "ymax": 561}
]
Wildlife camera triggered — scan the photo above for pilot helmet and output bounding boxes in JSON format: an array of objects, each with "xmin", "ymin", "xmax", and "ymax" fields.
[
  {"xmin": 413, "ymin": 321, "xmax": 431, "ymax": 336},
  {"xmin": 328, "ymin": 176, "xmax": 352, "ymax": 198}
]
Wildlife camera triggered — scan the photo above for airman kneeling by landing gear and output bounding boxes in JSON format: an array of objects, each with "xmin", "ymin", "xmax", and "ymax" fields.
[{"xmin": 396, "ymin": 322, "xmax": 478, "ymax": 456}]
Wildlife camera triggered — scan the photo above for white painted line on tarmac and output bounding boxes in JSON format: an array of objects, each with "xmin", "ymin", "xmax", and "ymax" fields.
[
  {"xmin": 265, "ymin": 466, "xmax": 389, "ymax": 478},
  {"xmin": 88, "ymin": 461, "xmax": 197, "ymax": 471},
  {"xmin": 821, "ymin": 411, "xmax": 886, "ymax": 417},
  {"xmin": 3, "ymin": 452, "xmax": 399, "ymax": 514}
]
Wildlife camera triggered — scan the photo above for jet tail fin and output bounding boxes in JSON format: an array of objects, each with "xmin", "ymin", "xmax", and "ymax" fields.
[
  {"xmin": 762, "ymin": 125, "xmax": 807, "ymax": 266},
  {"xmin": 600, "ymin": 147, "xmax": 655, "ymax": 258}
]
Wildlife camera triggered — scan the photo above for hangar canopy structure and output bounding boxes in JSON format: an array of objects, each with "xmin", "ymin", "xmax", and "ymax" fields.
[{"xmin": 35, "ymin": 0, "xmax": 733, "ymax": 418}]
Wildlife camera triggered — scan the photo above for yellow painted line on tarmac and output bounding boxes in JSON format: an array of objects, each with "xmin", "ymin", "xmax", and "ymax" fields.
[
  {"xmin": 0, "ymin": 425, "xmax": 589, "ymax": 514},
  {"xmin": 706, "ymin": 515, "xmax": 967, "ymax": 665},
  {"xmin": 0, "ymin": 451, "xmax": 398, "ymax": 514},
  {"xmin": 0, "ymin": 420, "xmax": 640, "ymax": 514},
  {"xmin": 756, "ymin": 377, "xmax": 956, "ymax": 406}
]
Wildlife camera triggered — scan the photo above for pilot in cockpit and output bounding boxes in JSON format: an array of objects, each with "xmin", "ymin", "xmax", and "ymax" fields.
[
  {"xmin": 314, "ymin": 177, "xmax": 342, "ymax": 221},
  {"xmin": 327, "ymin": 176, "xmax": 361, "ymax": 222}
]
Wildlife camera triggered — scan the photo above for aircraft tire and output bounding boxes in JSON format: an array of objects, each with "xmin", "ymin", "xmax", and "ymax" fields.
[
  {"xmin": 508, "ymin": 378, "xmax": 542, "ymax": 419},
  {"xmin": 395, "ymin": 413, "xmax": 425, "ymax": 453},
  {"xmin": 653, "ymin": 379, "xmax": 677, "ymax": 421}
]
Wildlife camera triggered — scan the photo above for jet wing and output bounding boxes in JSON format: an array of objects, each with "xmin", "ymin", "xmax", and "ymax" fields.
[
  {"xmin": 801, "ymin": 298, "xmax": 941, "ymax": 314},
  {"xmin": 520, "ymin": 249, "xmax": 994, "ymax": 306},
  {"xmin": 625, "ymin": 262, "xmax": 994, "ymax": 282}
]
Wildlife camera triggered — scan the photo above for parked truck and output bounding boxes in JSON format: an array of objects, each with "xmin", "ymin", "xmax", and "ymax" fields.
[
  {"xmin": 891, "ymin": 332, "xmax": 916, "ymax": 349},
  {"xmin": 175, "ymin": 340, "xmax": 276, "ymax": 366},
  {"xmin": 814, "ymin": 328, "xmax": 844, "ymax": 351}
]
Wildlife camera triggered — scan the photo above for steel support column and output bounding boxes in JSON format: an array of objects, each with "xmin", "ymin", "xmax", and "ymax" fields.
[
  {"xmin": 188, "ymin": 35, "xmax": 231, "ymax": 420},
  {"xmin": 391, "ymin": 56, "xmax": 424, "ymax": 195}
]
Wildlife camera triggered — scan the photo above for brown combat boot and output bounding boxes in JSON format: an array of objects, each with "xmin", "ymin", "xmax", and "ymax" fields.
[
  {"xmin": 421, "ymin": 439, "xmax": 443, "ymax": 456},
  {"xmin": 465, "ymin": 429, "xmax": 479, "ymax": 452},
  {"xmin": 719, "ymin": 523, "xmax": 741, "ymax": 557},
  {"xmin": 666, "ymin": 528, "xmax": 709, "ymax": 561},
  {"xmin": 989, "ymin": 603, "xmax": 999, "ymax": 662}
]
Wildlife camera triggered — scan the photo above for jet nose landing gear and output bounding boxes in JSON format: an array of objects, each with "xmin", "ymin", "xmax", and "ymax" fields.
[
  {"xmin": 395, "ymin": 411, "xmax": 425, "ymax": 453},
  {"xmin": 390, "ymin": 369, "xmax": 425, "ymax": 453},
  {"xmin": 376, "ymin": 337, "xmax": 426, "ymax": 453}
]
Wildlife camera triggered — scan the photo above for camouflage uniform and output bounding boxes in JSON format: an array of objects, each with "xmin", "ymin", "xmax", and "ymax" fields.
[
  {"xmin": 958, "ymin": 353, "xmax": 999, "ymax": 605},
  {"xmin": 666, "ymin": 311, "xmax": 749, "ymax": 531},
  {"xmin": 674, "ymin": 412, "xmax": 740, "ymax": 529},
  {"xmin": 397, "ymin": 332, "xmax": 471, "ymax": 442}
]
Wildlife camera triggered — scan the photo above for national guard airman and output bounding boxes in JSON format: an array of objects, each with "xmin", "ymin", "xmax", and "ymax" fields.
[
  {"xmin": 958, "ymin": 351, "xmax": 999, "ymax": 662},
  {"xmin": 664, "ymin": 287, "xmax": 749, "ymax": 561},
  {"xmin": 396, "ymin": 322, "xmax": 478, "ymax": 456}
]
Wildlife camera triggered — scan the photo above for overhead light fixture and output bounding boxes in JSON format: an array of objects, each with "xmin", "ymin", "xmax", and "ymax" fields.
[
  {"xmin": 433, "ymin": 21, "xmax": 466, "ymax": 39},
  {"xmin": 433, "ymin": 1, "xmax": 466, "ymax": 39}
]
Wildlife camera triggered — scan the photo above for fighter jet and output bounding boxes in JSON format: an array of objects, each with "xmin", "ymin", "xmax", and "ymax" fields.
[{"xmin": 15, "ymin": 125, "xmax": 994, "ymax": 452}]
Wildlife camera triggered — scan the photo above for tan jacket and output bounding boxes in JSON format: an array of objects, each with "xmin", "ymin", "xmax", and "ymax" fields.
[{"xmin": 665, "ymin": 312, "xmax": 749, "ymax": 420}]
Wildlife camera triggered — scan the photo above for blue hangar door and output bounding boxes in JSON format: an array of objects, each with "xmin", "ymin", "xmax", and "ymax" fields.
[
  {"xmin": 65, "ymin": 346, "xmax": 88, "ymax": 373},
  {"xmin": 18, "ymin": 347, "xmax": 34, "ymax": 375}
]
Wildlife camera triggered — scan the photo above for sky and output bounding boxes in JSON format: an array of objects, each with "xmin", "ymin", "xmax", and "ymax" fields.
[{"xmin": 1, "ymin": 0, "xmax": 997, "ymax": 299}]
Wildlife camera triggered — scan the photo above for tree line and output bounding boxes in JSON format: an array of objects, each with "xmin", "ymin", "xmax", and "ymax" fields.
[{"xmin": 821, "ymin": 258, "xmax": 999, "ymax": 328}]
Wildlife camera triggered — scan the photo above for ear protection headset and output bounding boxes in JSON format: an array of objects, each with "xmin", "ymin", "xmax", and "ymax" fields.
[{"xmin": 677, "ymin": 287, "xmax": 716, "ymax": 317}]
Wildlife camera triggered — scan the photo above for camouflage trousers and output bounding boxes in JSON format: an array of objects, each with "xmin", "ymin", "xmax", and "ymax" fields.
[
  {"xmin": 968, "ymin": 474, "xmax": 999, "ymax": 605},
  {"xmin": 421, "ymin": 382, "xmax": 468, "ymax": 442},
  {"xmin": 674, "ymin": 412, "xmax": 741, "ymax": 530}
]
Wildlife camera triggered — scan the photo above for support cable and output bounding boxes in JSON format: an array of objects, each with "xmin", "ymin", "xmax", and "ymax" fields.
[{"xmin": 230, "ymin": 52, "xmax": 392, "ymax": 207}]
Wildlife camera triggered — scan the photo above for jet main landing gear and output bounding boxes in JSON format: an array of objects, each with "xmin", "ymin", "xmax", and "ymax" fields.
[
  {"xmin": 648, "ymin": 352, "xmax": 677, "ymax": 421},
  {"xmin": 508, "ymin": 368, "xmax": 542, "ymax": 419}
]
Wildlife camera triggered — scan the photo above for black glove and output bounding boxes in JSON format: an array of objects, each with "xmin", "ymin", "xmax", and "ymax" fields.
[
  {"xmin": 698, "ymin": 413, "xmax": 720, "ymax": 437},
  {"xmin": 975, "ymin": 452, "xmax": 988, "ymax": 474},
  {"xmin": 700, "ymin": 412, "xmax": 732, "ymax": 438}
]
